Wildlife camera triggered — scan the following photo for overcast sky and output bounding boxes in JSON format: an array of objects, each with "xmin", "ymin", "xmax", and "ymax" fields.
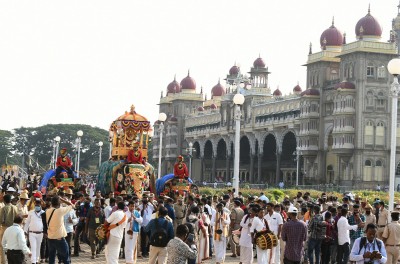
[{"xmin": 0, "ymin": 0, "xmax": 398, "ymax": 131}]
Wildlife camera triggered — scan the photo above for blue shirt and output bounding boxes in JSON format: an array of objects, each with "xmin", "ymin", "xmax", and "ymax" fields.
[
  {"xmin": 144, "ymin": 217, "xmax": 174, "ymax": 243},
  {"xmin": 165, "ymin": 204, "xmax": 175, "ymax": 221}
]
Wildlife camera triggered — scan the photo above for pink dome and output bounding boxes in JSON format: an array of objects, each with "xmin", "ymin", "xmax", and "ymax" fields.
[
  {"xmin": 211, "ymin": 80, "xmax": 226, "ymax": 97},
  {"xmin": 180, "ymin": 71, "xmax": 196, "ymax": 90},
  {"xmin": 355, "ymin": 8, "xmax": 382, "ymax": 37},
  {"xmin": 320, "ymin": 22, "xmax": 343, "ymax": 47},
  {"xmin": 253, "ymin": 57, "xmax": 266, "ymax": 68},
  {"xmin": 170, "ymin": 116, "xmax": 178, "ymax": 122},
  {"xmin": 167, "ymin": 77, "xmax": 181, "ymax": 94},
  {"xmin": 210, "ymin": 104, "xmax": 217, "ymax": 109},
  {"xmin": 293, "ymin": 84, "xmax": 302, "ymax": 92},
  {"xmin": 197, "ymin": 106, "xmax": 204, "ymax": 112},
  {"xmin": 335, "ymin": 81, "xmax": 355, "ymax": 90},
  {"xmin": 273, "ymin": 88, "xmax": 282, "ymax": 96},
  {"xmin": 229, "ymin": 65, "xmax": 240, "ymax": 75},
  {"xmin": 301, "ymin": 88, "xmax": 320, "ymax": 97}
]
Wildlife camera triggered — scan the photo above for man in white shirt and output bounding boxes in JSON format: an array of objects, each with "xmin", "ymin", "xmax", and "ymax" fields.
[
  {"xmin": 24, "ymin": 199, "xmax": 44, "ymax": 264},
  {"xmin": 138, "ymin": 195, "xmax": 154, "ymax": 258},
  {"xmin": 337, "ymin": 207, "xmax": 364, "ymax": 264},
  {"xmin": 125, "ymin": 201, "xmax": 142, "ymax": 264},
  {"xmin": 105, "ymin": 201, "xmax": 127, "ymax": 264},
  {"xmin": 239, "ymin": 208, "xmax": 255, "ymax": 264},
  {"xmin": 250, "ymin": 207, "xmax": 268, "ymax": 264},
  {"xmin": 350, "ymin": 223, "xmax": 387, "ymax": 264},
  {"xmin": 211, "ymin": 203, "xmax": 230, "ymax": 264},
  {"xmin": 2, "ymin": 215, "xmax": 31, "ymax": 264},
  {"xmin": 264, "ymin": 202, "xmax": 283, "ymax": 264},
  {"xmin": 104, "ymin": 198, "xmax": 115, "ymax": 219}
]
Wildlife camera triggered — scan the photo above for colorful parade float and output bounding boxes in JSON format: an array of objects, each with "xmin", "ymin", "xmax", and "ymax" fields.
[{"xmin": 97, "ymin": 105, "xmax": 156, "ymax": 198}]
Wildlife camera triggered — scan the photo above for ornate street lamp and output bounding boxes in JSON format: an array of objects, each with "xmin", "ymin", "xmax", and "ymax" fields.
[
  {"xmin": 98, "ymin": 141, "xmax": 103, "ymax": 168},
  {"xmin": 76, "ymin": 130, "xmax": 83, "ymax": 178},
  {"xmin": 158, "ymin": 113, "xmax": 167, "ymax": 179},
  {"xmin": 387, "ymin": 57, "xmax": 400, "ymax": 211},
  {"xmin": 52, "ymin": 136, "xmax": 61, "ymax": 169}
]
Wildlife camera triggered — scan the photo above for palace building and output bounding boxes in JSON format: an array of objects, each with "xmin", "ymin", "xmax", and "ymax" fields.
[{"xmin": 153, "ymin": 6, "xmax": 400, "ymax": 188}]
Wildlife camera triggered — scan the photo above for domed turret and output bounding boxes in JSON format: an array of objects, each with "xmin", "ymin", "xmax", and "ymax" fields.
[
  {"xmin": 229, "ymin": 65, "xmax": 240, "ymax": 75},
  {"xmin": 301, "ymin": 88, "xmax": 320, "ymax": 97},
  {"xmin": 180, "ymin": 71, "xmax": 196, "ymax": 90},
  {"xmin": 335, "ymin": 81, "xmax": 356, "ymax": 90},
  {"xmin": 211, "ymin": 80, "xmax": 226, "ymax": 98},
  {"xmin": 166, "ymin": 76, "xmax": 181, "ymax": 95},
  {"xmin": 320, "ymin": 18, "xmax": 343, "ymax": 51},
  {"xmin": 253, "ymin": 57, "xmax": 266, "ymax": 68},
  {"xmin": 273, "ymin": 87, "xmax": 282, "ymax": 97},
  {"xmin": 210, "ymin": 103, "xmax": 217, "ymax": 110},
  {"xmin": 197, "ymin": 106, "xmax": 204, "ymax": 112},
  {"xmin": 293, "ymin": 84, "xmax": 302, "ymax": 94},
  {"xmin": 355, "ymin": 6, "xmax": 382, "ymax": 40}
]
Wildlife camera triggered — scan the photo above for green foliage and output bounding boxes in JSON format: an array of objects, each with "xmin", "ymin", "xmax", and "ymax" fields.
[
  {"xmin": 6, "ymin": 124, "xmax": 109, "ymax": 173},
  {"xmin": 0, "ymin": 130, "xmax": 14, "ymax": 165}
]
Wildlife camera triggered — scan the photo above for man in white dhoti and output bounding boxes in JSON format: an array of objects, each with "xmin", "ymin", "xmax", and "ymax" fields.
[
  {"xmin": 250, "ymin": 207, "xmax": 269, "ymax": 264},
  {"xmin": 125, "ymin": 201, "xmax": 142, "ymax": 264},
  {"xmin": 105, "ymin": 201, "xmax": 127, "ymax": 264},
  {"xmin": 264, "ymin": 202, "xmax": 283, "ymax": 264},
  {"xmin": 211, "ymin": 203, "xmax": 230, "ymax": 264},
  {"xmin": 239, "ymin": 207, "xmax": 255, "ymax": 264}
]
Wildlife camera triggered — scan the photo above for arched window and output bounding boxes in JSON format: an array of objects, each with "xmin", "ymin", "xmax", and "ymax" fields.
[
  {"xmin": 376, "ymin": 122, "xmax": 385, "ymax": 146},
  {"xmin": 375, "ymin": 160, "xmax": 383, "ymax": 181},
  {"xmin": 364, "ymin": 159, "xmax": 372, "ymax": 181},
  {"xmin": 365, "ymin": 121, "xmax": 373, "ymax": 146}
]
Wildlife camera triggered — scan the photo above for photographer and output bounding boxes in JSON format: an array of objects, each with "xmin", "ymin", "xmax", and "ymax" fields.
[
  {"xmin": 349, "ymin": 223, "xmax": 387, "ymax": 264},
  {"xmin": 166, "ymin": 224, "xmax": 197, "ymax": 264}
]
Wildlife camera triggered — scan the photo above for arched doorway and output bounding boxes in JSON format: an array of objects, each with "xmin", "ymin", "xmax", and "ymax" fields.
[
  {"xmin": 327, "ymin": 165, "xmax": 334, "ymax": 183},
  {"xmin": 216, "ymin": 139, "xmax": 227, "ymax": 182},
  {"xmin": 239, "ymin": 136, "xmax": 251, "ymax": 183},
  {"xmin": 262, "ymin": 134, "xmax": 277, "ymax": 184},
  {"xmin": 281, "ymin": 132, "xmax": 297, "ymax": 184},
  {"xmin": 191, "ymin": 142, "xmax": 201, "ymax": 181},
  {"xmin": 204, "ymin": 140, "xmax": 213, "ymax": 182},
  {"xmin": 325, "ymin": 129, "xmax": 339, "ymax": 184}
]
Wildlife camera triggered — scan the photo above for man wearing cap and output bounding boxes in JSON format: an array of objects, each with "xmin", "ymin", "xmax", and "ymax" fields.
[
  {"xmin": 173, "ymin": 196, "xmax": 186, "ymax": 233},
  {"xmin": 174, "ymin": 155, "xmax": 189, "ymax": 179},
  {"xmin": 382, "ymin": 211, "xmax": 400, "ymax": 264},
  {"xmin": 0, "ymin": 194, "xmax": 18, "ymax": 264},
  {"xmin": 229, "ymin": 200, "xmax": 244, "ymax": 258},
  {"xmin": 24, "ymin": 198, "xmax": 44, "ymax": 264},
  {"xmin": 55, "ymin": 148, "xmax": 73, "ymax": 178},
  {"xmin": 282, "ymin": 206, "xmax": 307, "ymax": 264},
  {"xmin": 376, "ymin": 201, "xmax": 389, "ymax": 239},
  {"xmin": 364, "ymin": 204, "xmax": 376, "ymax": 231}
]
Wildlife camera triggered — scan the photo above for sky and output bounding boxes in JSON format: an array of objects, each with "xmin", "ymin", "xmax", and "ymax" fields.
[{"xmin": 0, "ymin": 0, "xmax": 399, "ymax": 131}]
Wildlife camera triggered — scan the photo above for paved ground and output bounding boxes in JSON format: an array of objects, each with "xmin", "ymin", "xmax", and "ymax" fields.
[{"xmin": 71, "ymin": 243, "xmax": 243, "ymax": 263}]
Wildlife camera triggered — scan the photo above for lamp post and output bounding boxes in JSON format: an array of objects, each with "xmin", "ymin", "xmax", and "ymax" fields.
[
  {"xmin": 76, "ymin": 130, "xmax": 83, "ymax": 178},
  {"xmin": 233, "ymin": 93, "xmax": 245, "ymax": 197},
  {"xmin": 187, "ymin": 142, "xmax": 194, "ymax": 178},
  {"xmin": 98, "ymin": 141, "xmax": 103, "ymax": 168},
  {"xmin": 293, "ymin": 147, "xmax": 300, "ymax": 186},
  {"xmin": 52, "ymin": 136, "xmax": 61, "ymax": 169},
  {"xmin": 387, "ymin": 58, "xmax": 400, "ymax": 211},
  {"xmin": 157, "ymin": 113, "xmax": 167, "ymax": 179}
]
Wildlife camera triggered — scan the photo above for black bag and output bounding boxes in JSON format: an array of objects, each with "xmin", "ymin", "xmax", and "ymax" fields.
[{"xmin": 149, "ymin": 218, "xmax": 169, "ymax": 247}]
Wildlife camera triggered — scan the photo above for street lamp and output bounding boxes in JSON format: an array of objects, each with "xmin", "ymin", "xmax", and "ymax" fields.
[
  {"xmin": 233, "ymin": 93, "xmax": 245, "ymax": 197},
  {"xmin": 98, "ymin": 141, "xmax": 103, "ymax": 168},
  {"xmin": 52, "ymin": 136, "xmax": 61, "ymax": 169},
  {"xmin": 387, "ymin": 57, "xmax": 400, "ymax": 211},
  {"xmin": 76, "ymin": 130, "xmax": 83, "ymax": 178},
  {"xmin": 187, "ymin": 142, "xmax": 195, "ymax": 178},
  {"xmin": 157, "ymin": 113, "xmax": 167, "ymax": 179}
]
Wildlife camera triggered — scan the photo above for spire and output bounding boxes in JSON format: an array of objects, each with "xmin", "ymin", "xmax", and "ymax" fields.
[
  {"xmin": 160, "ymin": 90, "xmax": 163, "ymax": 99},
  {"xmin": 332, "ymin": 16, "xmax": 335, "ymax": 27},
  {"xmin": 309, "ymin": 42, "xmax": 312, "ymax": 54},
  {"xmin": 218, "ymin": 78, "xmax": 220, "ymax": 84},
  {"xmin": 258, "ymin": 52, "xmax": 261, "ymax": 58},
  {"xmin": 200, "ymin": 86, "xmax": 203, "ymax": 94},
  {"xmin": 187, "ymin": 69, "xmax": 190, "ymax": 76},
  {"xmin": 174, "ymin": 74, "xmax": 176, "ymax": 81},
  {"xmin": 368, "ymin": 3, "xmax": 370, "ymax": 14},
  {"xmin": 343, "ymin": 32, "xmax": 347, "ymax": 44}
]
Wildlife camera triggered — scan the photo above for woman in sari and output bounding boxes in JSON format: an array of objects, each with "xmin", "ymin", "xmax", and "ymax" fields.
[{"xmin": 197, "ymin": 203, "xmax": 210, "ymax": 263}]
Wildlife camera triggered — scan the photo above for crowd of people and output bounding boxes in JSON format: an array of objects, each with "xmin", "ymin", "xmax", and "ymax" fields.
[{"xmin": 0, "ymin": 186, "xmax": 398, "ymax": 264}]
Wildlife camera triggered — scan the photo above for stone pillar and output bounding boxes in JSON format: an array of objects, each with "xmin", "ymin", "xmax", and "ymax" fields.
[
  {"xmin": 226, "ymin": 156, "xmax": 230, "ymax": 182},
  {"xmin": 200, "ymin": 157, "xmax": 204, "ymax": 183},
  {"xmin": 275, "ymin": 152, "xmax": 281, "ymax": 185},
  {"xmin": 211, "ymin": 156, "xmax": 216, "ymax": 182},
  {"xmin": 258, "ymin": 153, "xmax": 262, "ymax": 183},
  {"xmin": 250, "ymin": 154, "xmax": 255, "ymax": 183}
]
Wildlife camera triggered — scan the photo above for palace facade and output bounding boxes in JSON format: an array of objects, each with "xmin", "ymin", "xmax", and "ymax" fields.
[{"xmin": 153, "ymin": 6, "xmax": 400, "ymax": 188}]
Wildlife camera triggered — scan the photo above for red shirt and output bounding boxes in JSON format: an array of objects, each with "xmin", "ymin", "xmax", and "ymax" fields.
[
  {"xmin": 56, "ymin": 155, "xmax": 72, "ymax": 169},
  {"xmin": 174, "ymin": 162, "xmax": 188, "ymax": 178}
]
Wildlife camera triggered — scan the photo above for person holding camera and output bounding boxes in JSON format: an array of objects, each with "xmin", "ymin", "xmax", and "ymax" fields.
[
  {"xmin": 350, "ymin": 223, "xmax": 387, "ymax": 264},
  {"xmin": 166, "ymin": 224, "xmax": 197, "ymax": 264}
]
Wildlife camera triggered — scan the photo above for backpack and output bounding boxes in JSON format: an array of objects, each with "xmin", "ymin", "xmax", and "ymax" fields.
[
  {"xmin": 149, "ymin": 218, "xmax": 169, "ymax": 247},
  {"xmin": 357, "ymin": 237, "xmax": 382, "ymax": 254}
]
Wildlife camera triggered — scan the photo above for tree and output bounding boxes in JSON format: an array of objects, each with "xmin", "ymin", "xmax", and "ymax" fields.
[{"xmin": 0, "ymin": 130, "xmax": 14, "ymax": 165}]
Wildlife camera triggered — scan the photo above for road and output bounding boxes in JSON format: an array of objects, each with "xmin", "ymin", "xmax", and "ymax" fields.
[{"xmin": 72, "ymin": 243, "xmax": 243, "ymax": 263}]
